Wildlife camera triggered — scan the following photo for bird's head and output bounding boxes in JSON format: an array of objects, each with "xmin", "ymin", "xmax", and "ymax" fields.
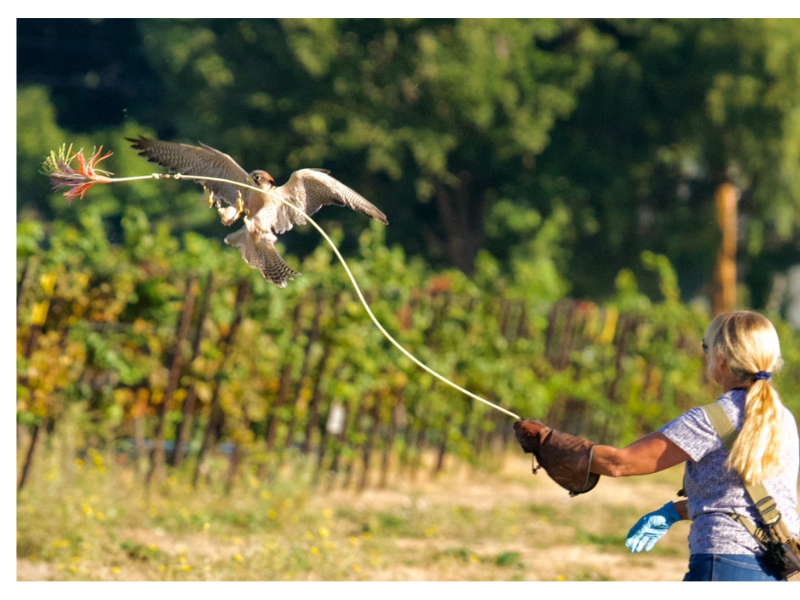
[{"xmin": 249, "ymin": 170, "xmax": 275, "ymax": 190}]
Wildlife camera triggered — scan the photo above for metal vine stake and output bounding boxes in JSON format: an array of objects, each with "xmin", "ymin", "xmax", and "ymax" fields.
[{"xmin": 43, "ymin": 144, "xmax": 521, "ymax": 421}]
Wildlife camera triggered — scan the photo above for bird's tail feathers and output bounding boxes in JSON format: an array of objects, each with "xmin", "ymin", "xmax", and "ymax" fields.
[{"xmin": 224, "ymin": 228, "xmax": 300, "ymax": 288}]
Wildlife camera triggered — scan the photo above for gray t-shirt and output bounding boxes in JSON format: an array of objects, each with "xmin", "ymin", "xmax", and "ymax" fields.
[{"xmin": 659, "ymin": 388, "xmax": 800, "ymax": 556}]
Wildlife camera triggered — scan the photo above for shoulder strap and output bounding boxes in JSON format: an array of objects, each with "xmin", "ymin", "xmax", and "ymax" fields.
[
  {"xmin": 703, "ymin": 402, "xmax": 738, "ymax": 451},
  {"xmin": 700, "ymin": 403, "xmax": 782, "ymax": 527}
]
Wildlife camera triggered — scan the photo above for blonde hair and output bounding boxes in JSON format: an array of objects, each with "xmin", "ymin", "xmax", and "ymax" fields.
[{"xmin": 704, "ymin": 311, "xmax": 785, "ymax": 485}]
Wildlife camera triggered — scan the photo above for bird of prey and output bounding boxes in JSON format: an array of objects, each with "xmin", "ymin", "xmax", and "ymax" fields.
[{"xmin": 127, "ymin": 136, "xmax": 389, "ymax": 287}]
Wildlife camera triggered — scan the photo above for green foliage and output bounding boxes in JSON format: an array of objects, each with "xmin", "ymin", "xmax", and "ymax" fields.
[
  {"xmin": 494, "ymin": 551, "xmax": 522, "ymax": 567},
  {"xmin": 18, "ymin": 19, "xmax": 800, "ymax": 308},
  {"xmin": 17, "ymin": 210, "xmax": 800, "ymax": 478},
  {"xmin": 16, "ymin": 19, "xmax": 800, "ymax": 493}
]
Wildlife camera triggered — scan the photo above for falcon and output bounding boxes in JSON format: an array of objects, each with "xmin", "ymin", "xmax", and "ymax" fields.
[{"xmin": 127, "ymin": 136, "xmax": 389, "ymax": 287}]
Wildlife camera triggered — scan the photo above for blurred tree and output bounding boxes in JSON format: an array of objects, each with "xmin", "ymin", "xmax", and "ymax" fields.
[
  {"xmin": 17, "ymin": 18, "xmax": 800, "ymax": 308},
  {"xmin": 130, "ymin": 18, "xmax": 613, "ymax": 274},
  {"xmin": 533, "ymin": 18, "xmax": 800, "ymax": 302}
]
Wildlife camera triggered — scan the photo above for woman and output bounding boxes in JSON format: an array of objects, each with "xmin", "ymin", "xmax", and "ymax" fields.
[{"xmin": 515, "ymin": 311, "xmax": 799, "ymax": 581}]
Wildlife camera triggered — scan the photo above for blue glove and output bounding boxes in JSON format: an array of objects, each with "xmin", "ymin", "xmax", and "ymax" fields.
[{"xmin": 625, "ymin": 502, "xmax": 682, "ymax": 553}]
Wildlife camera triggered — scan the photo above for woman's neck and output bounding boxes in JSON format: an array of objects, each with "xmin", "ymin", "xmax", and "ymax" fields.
[{"xmin": 718, "ymin": 368, "xmax": 747, "ymax": 393}]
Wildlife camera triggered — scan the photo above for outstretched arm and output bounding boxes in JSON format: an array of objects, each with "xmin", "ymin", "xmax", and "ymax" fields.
[{"xmin": 590, "ymin": 432, "xmax": 691, "ymax": 478}]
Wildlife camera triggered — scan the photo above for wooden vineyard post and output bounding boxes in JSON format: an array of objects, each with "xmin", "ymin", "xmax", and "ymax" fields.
[
  {"xmin": 516, "ymin": 303, "xmax": 530, "ymax": 340},
  {"xmin": 340, "ymin": 393, "xmax": 368, "ymax": 490},
  {"xmin": 424, "ymin": 292, "xmax": 452, "ymax": 348},
  {"xmin": 17, "ymin": 417, "xmax": 46, "ymax": 493},
  {"xmin": 265, "ymin": 296, "xmax": 308, "ymax": 451},
  {"xmin": 557, "ymin": 301, "xmax": 577, "ymax": 372},
  {"xmin": 17, "ymin": 271, "xmax": 57, "ymax": 493},
  {"xmin": 472, "ymin": 410, "xmax": 488, "ymax": 462},
  {"xmin": 19, "ymin": 326, "xmax": 71, "ymax": 492},
  {"xmin": 224, "ymin": 417, "xmax": 248, "ymax": 496},
  {"xmin": 302, "ymin": 293, "xmax": 345, "ymax": 455},
  {"xmin": 172, "ymin": 272, "xmax": 214, "ymax": 468},
  {"xmin": 433, "ymin": 412, "xmax": 454, "ymax": 476},
  {"xmin": 409, "ymin": 410, "xmax": 430, "ymax": 482},
  {"xmin": 147, "ymin": 276, "xmax": 198, "ymax": 487},
  {"xmin": 192, "ymin": 280, "xmax": 249, "ymax": 489},
  {"xmin": 499, "ymin": 299, "xmax": 512, "ymax": 340},
  {"xmin": 17, "ymin": 258, "xmax": 34, "ymax": 322},
  {"xmin": 487, "ymin": 408, "xmax": 505, "ymax": 461},
  {"xmin": 310, "ymin": 363, "xmax": 348, "ymax": 488},
  {"xmin": 544, "ymin": 300, "xmax": 563, "ymax": 360},
  {"xmin": 400, "ymin": 380, "xmax": 436, "ymax": 483},
  {"xmin": 713, "ymin": 182, "xmax": 739, "ymax": 315},
  {"xmin": 379, "ymin": 386, "xmax": 404, "ymax": 489},
  {"xmin": 358, "ymin": 394, "xmax": 382, "ymax": 492},
  {"xmin": 133, "ymin": 388, "xmax": 149, "ymax": 464},
  {"xmin": 597, "ymin": 315, "xmax": 636, "ymax": 445},
  {"xmin": 283, "ymin": 289, "xmax": 325, "ymax": 456}
]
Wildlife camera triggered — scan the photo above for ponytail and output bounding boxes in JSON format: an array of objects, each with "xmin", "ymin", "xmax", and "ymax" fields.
[
  {"xmin": 727, "ymin": 379, "xmax": 784, "ymax": 485},
  {"xmin": 704, "ymin": 311, "xmax": 785, "ymax": 485}
]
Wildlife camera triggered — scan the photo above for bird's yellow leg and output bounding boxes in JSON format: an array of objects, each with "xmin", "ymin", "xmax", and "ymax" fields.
[
  {"xmin": 236, "ymin": 191, "xmax": 247, "ymax": 216},
  {"xmin": 205, "ymin": 188, "xmax": 217, "ymax": 208}
]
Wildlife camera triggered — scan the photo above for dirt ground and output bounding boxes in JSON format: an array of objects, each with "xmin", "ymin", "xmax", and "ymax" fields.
[
  {"xmin": 16, "ymin": 452, "xmax": 693, "ymax": 582},
  {"xmin": 308, "ymin": 454, "xmax": 692, "ymax": 581}
]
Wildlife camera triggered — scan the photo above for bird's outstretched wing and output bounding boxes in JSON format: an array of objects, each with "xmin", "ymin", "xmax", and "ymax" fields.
[
  {"xmin": 224, "ymin": 228, "xmax": 300, "ymax": 288},
  {"xmin": 271, "ymin": 169, "xmax": 389, "ymax": 234},
  {"xmin": 127, "ymin": 136, "xmax": 250, "ymax": 207}
]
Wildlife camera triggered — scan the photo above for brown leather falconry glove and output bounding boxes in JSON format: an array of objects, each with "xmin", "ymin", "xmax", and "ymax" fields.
[{"xmin": 513, "ymin": 419, "xmax": 600, "ymax": 497}]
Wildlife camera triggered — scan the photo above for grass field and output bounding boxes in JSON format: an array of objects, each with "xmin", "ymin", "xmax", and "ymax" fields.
[{"xmin": 16, "ymin": 441, "xmax": 698, "ymax": 582}]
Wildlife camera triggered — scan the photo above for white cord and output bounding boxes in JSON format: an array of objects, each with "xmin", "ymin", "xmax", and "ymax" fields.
[{"xmin": 121, "ymin": 172, "xmax": 522, "ymax": 421}]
